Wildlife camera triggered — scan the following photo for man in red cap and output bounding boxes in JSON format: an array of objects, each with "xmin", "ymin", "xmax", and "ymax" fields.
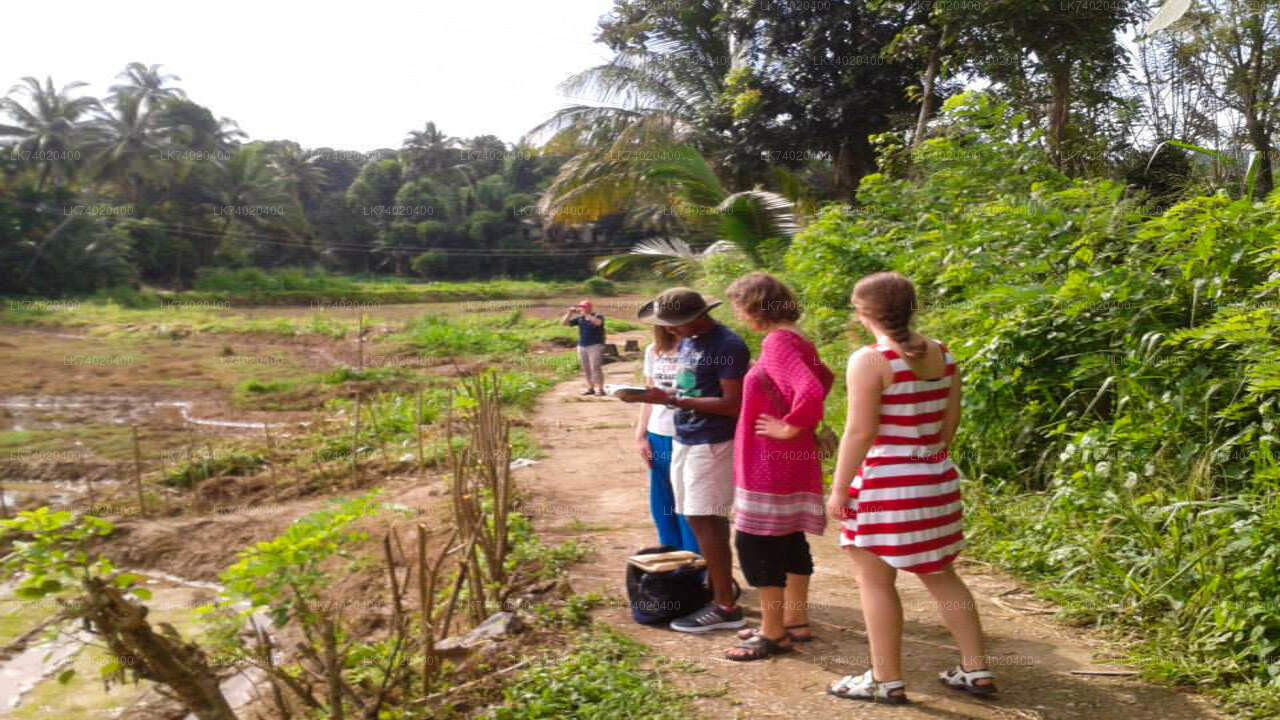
[{"xmin": 561, "ymin": 299, "xmax": 606, "ymax": 395}]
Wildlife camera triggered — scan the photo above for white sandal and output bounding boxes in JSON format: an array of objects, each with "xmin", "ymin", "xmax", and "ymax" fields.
[
  {"xmin": 828, "ymin": 669, "xmax": 908, "ymax": 704},
  {"xmin": 939, "ymin": 665, "xmax": 997, "ymax": 696}
]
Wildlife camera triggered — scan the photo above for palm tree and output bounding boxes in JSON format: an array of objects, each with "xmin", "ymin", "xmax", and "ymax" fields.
[
  {"xmin": 543, "ymin": 141, "xmax": 798, "ymax": 277},
  {"xmin": 267, "ymin": 142, "xmax": 329, "ymax": 211},
  {"xmin": 85, "ymin": 91, "xmax": 166, "ymax": 205},
  {"xmin": 266, "ymin": 142, "xmax": 329, "ymax": 259},
  {"xmin": 109, "ymin": 62, "xmax": 186, "ymax": 107},
  {"xmin": 529, "ymin": 3, "xmax": 743, "ymax": 164},
  {"xmin": 401, "ymin": 122, "xmax": 458, "ymax": 178},
  {"xmin": 154, "ymin": 99, "xmax": 244, "ymax": 152},
  {"xmin": 210, "ymin": 146, "xmax": 292, "ymax": 262},
  {"xmin": 0, "ymin": 76, "xmax": 100, "ymax": 189}
]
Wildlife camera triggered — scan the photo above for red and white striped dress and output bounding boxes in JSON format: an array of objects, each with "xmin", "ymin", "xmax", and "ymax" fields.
[{"xmin": 839, "ymin": 341, "xmax": 963, "ymax": 574}]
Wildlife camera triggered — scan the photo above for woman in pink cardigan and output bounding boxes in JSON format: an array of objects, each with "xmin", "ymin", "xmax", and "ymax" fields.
[{"xmin": 723, "ymin": 272, "xmax": 834, "ymax": 661}]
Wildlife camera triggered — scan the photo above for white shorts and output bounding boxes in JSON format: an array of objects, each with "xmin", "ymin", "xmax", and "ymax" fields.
[{"xmin": 670, "ymin": 439, "xmax": 734, "ymax": 517}]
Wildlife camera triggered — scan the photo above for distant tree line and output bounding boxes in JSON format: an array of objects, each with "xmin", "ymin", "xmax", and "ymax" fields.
[{"xmin": 0, "ymin": 64, "xmax": 645, "ymax": 296}]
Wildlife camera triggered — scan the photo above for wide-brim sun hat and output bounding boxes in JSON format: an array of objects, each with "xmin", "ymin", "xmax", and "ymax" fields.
[{"xmin": 637, "ymin": 287, "xmax": 722, "ymax": 326}]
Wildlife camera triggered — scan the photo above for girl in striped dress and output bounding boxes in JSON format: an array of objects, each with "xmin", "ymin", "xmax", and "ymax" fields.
[{"xmin": 825, "ymin": 272, "xmax": 996, "ymax": 704}]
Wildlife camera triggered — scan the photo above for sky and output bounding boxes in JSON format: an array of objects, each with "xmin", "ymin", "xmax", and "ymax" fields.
[{"xmin": 3, "ymin": 0, "xmax": 616, "ymax": 151}]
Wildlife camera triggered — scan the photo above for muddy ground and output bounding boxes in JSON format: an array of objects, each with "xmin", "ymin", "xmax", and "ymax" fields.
[{"xmin": 0, "ymin": 293, "xmax": 646, "ymax": 718}]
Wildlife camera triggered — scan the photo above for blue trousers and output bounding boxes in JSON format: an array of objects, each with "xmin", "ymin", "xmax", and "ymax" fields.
[{"xmin": 647, "ymin": 432, "xmax": 700, "ymax": 553}]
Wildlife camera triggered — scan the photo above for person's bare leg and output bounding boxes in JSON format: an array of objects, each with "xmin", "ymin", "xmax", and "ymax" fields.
[
  {"xmin": 846, "ymin": 547, "xmax": 903, "ymax": 682},
  {"xmin": 782, "ymin": 573, "xmax": 811, "ymax": 638},
  {"xmin": 725, "ymin": 584, "xmax": 787, "ymax": 658},
  {"xmin": 685, "ymin": 515, "xmax": 734, "ymax": 607},
  {"xmin": 917, "ymin": 564, "xmax": 991, "ymax": 684},
  {"xmin": 757, "ymin": 585, "xmax": 786, "ymax": 639}
]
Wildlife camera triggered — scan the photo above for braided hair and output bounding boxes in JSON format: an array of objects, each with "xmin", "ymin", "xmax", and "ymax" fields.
[{"xmin": 852, "ymin": 272, "xmax": 927, "ymax": 358}]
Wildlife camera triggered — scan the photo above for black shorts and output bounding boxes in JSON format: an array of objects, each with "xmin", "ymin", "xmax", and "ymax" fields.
[{"xmin": 734, "ymin": 530, "xmax": 814, "ymax": 588}]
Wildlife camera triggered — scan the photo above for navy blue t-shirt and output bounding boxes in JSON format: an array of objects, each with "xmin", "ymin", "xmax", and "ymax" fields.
[
  {"xmin": 673, "ymin": 323, "xmax": 750, "ymax": 445},
  {"xmin": 569, "ymin": 314, "xmax": 606, "ymax": 346}
]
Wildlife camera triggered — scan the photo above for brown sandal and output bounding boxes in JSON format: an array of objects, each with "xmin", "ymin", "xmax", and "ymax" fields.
[
  {"xmin": 725, "ymin": 633, "xmax": 793, "ymax": 661},
  {"xmin": 736, "ymin": 623, "xmax": 815, "ymax": 643}
]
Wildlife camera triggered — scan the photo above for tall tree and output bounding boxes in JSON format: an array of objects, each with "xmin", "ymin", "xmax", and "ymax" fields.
[
  {"xmin": 966, "ymin": 0, "xmax": 1142, "ymax": 168},
  {"xmin": 109, "ymin": 62, "xmax": 185, "ymax": 107},
  {"xmin": 733, "ymin": 0, "xmax": 921, "ymax": 195},
  {"xmin": 401, "ymin": 122, "xmax": 458, "ymax": 179},
  {"xmin": 0, "ymin": 77, "xmax": 100, "ymax": 189},
  {"xmin": 86, "ymin": 91, "xmax": 165, "ymax": 206},
  {"xmin": 1172, "ymin": 0, "xmax": 1280, "ymax": 197}
]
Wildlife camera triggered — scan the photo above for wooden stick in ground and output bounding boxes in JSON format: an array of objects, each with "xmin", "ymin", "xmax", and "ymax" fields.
[
  {"xmin": 351, "ymin": 392, "xmax": 362, "ymax": 487},
  {"xmin": 418, "ymin": 525, "xmax": 432, "ymax": 693},
  {"xmin": 383, "ymin": 532, "xmax": 404, "ymax": 632},
  {"xmin": 366, "ymin": 396, "xmax": 392, "ymax": 466},
  {"xmin": 416, "ymin": 390, "xmax": 425, "ymax": 470},
  {"xmin": 440, "ymin": 532, "xmax": 479, "ymax": 640},
  {"xmin": 322, "ymin": 619, "xmax": 345, "ymax": 720},
  {"xmin": 131, "ymin": 425, "xmax": 146, "ymax": 517},
  {"xmin": 420, "ymin": 526, "xmax": 458, "ymax": 693},
  {"xmin": 357, "ymin": 313, "xmax": 365, "ymax": 371},
  {"xmin": 262, "ymin": 422, "xmax": 279, "ymax": 486}
]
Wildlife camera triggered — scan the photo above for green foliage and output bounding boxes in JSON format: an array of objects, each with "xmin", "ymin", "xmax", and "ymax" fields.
[
  {"xmin": 218, "ymin": 493, "xmax": 384, "ymax": 627},
  {"xmin": 0, "ymin": 509, "xmax": 123, "ymax": 600},
  {"xmin": 192, "ymin": 266, "xmax": 354, "ymax": 293},
  {"xmin": 162, "ymin": 450, "xmax": 266, "ymax": 489},
  {"xmin": 786, "ymin": 92, "xmax": 1280, "ymax": 701},
  {"xmin": 486, "ymin": 626, "xmax": 688, "ymax": 720},
  {"xmin": 581, "ymin": 276, "xmax": 616, "ymax": 296}
]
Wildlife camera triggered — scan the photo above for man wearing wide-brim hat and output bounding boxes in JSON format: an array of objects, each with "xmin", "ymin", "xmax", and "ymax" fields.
[{"xmin": 622, "ymin": 287, "xmax": 750, "ymax": 633}]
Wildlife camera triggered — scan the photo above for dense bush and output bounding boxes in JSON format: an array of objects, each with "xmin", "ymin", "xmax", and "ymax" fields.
[{"xmin": 787, "ymin": 92, "xmax": 1280, "ymax": 705}]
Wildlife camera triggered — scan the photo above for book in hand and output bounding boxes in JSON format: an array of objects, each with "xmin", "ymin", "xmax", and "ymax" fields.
[{"xmin": 603, "ymin": 384, "xmax": 647, "ymax": 399}]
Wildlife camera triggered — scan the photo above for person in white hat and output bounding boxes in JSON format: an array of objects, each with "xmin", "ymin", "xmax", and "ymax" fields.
[{"xmin": 623, "ymin": 287, "xmax": 749, "ymax": 632}]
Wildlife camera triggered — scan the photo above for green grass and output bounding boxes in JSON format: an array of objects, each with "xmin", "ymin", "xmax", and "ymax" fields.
[
  {"xmin": 402, "ymin": 310, "xmax": 587, "ymax": 359},
  {"xmin": 486, "ymin": 626, "xmax": 690, "ymax": 720},
  {"xmin": 0, "ymin": 300, "xmax": 360, "ymax": 338}
]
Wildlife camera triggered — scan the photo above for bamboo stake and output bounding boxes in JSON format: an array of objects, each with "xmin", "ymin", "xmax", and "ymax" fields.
[
  {"xmin": 263, "ymin": 422, "xmax": 279, "ymax": 486},
  {"xmin": 131, "ymin": 425, "xmax": 146, "ymax": 517},
  {"xmin": 351, "ymin": 393, "xmax": 362, "ymax": 487},
  {"xmin": 383, "ymin": 531, "xmax": 404, "ymax": 631},
  {"xmin": 421, "ymin": 526, "xmax": 457, "ymax": 694},
  {"xmin": 357, "ymin": 313, "xmax": 365, "ymax": 372},
  {"xmin": 416, "ymin": 390, "xmax": 425, "ymax": 470}
]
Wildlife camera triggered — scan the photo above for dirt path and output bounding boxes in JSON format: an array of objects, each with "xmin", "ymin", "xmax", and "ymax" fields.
[{"xmin": 528, "ymin": 346, "xmax": 1220, "ymax": 720}]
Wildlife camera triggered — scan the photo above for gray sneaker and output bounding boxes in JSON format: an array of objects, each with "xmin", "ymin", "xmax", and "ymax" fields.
[{"xmin": 669, "ymin": 603, "xmax": 746, "ymax": 633}]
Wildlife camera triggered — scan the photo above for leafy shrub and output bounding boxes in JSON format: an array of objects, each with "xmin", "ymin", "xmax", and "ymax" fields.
[
  {"xmin": 581, "ymin": 275, "xmax": 617, "ymax": 296},
  {"xmin": 192, "ymin": 267, "xmax": 354, "ymax": 293},
  {"xmin": 487, "ymin": 627, "xmax": 687, "ymax": 720},
  {"xmin": 162, "ymin": 451, "xmax": 266, "ymax": 489},
  {"xmin": 403, "ymin": 314, "xmax": 530, "ymax": 357}
]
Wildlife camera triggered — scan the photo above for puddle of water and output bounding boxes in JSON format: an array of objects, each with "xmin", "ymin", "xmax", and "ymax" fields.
[
  {"xmin": 0, "ymin": 571, "xmax": 278, "ymax": 718},
  {"xmin": 0, "ymin": 395, "xmax": 285, "ymax": 433},
  {"xmin": 130, "ymin": 572, "xmax": 274, "ymax": 720},
  {"xmin": 0, "ymin": 628, "xmax": 88, "ymax": 711}
]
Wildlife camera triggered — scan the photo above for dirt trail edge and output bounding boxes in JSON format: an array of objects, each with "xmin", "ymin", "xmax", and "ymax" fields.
[{"xmin": 528, "ymin": 347, "xmax": 1219, "ymax": 720}]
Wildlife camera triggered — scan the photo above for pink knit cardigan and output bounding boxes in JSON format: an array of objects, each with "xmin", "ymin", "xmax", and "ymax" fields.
[{"xmin": 732, "ymin": 328, "xmax": 834, "ymax": 536}]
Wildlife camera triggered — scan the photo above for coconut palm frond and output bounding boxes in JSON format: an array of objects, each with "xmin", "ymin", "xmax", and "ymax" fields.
[
  {"xmin": 713, "ymin": 190, "xmax": 799, "ymax": 267},
  {"xmin": 595, "ymin": 237, "xmax": 740, "ymax": 280}
]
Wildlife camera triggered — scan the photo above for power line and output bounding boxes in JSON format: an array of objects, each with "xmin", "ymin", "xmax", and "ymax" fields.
[{"xmin": 3, "ymin": 199, "xmax": 663, "ymax": 257}]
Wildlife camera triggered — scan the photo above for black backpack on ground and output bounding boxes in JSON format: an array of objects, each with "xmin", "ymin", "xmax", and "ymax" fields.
[{"xmin": 624, "ymin": 545, "xmax": 712, "ymax": 625}]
